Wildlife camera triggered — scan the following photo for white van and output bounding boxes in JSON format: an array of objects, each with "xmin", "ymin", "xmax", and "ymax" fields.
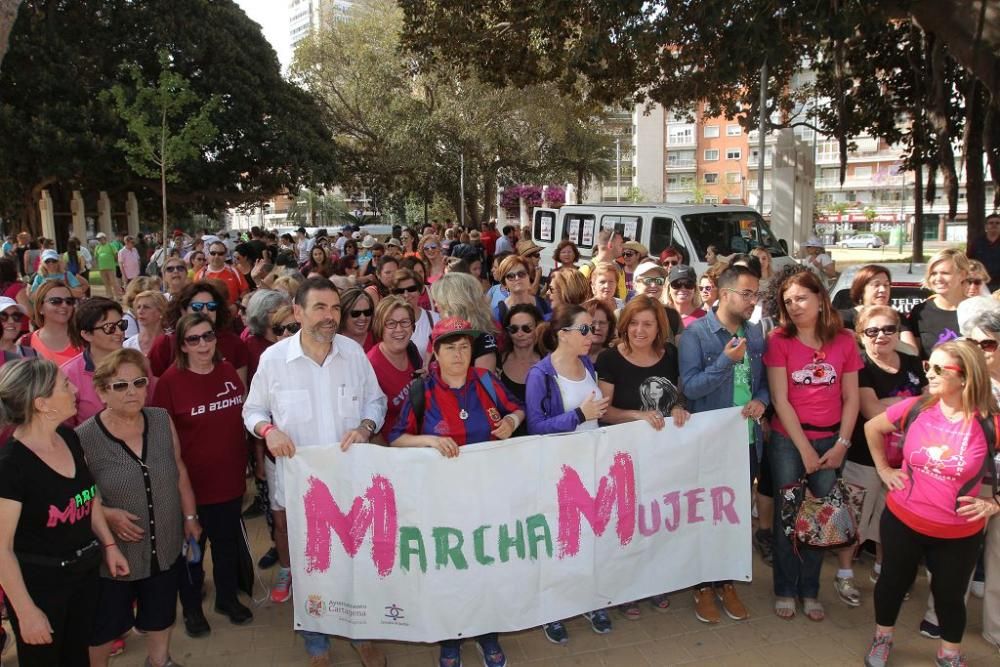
[{"xmin": 530, "ymin": 203, "xmax": 794, "ymax": 274}]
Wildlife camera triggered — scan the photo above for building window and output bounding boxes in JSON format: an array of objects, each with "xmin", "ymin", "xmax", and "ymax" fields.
[
  {"xmin": 667, "ymin": 124, "xmax": 695, "ymax": 145},
  {"xmin": 704, "ymin": 125, "xmax": 720, "ymax": 138},
  {"xmin": 726, "ymin": 148, "xmax": 742, "ymax": 160},
  {"xmin": 704, "ymin": 196, "xmax": 720, "ymax": 204},
  {"xmin": 704, "ymin": 149, "xmax": 720, "ymax": 161},
  {"xmin": 704, "ymin": 172, "xmax": 719, "ymax": 184},
  {"xmin": 854, "ymin": 166, "xmax": 873, "ymax": 178},
  {"xmin": 727, "ymin": 124, "xmax": 742, "ymax": 136},
  {"xmin": 726, "ymin": 172, "xmax": 741, "ymax": 184}
]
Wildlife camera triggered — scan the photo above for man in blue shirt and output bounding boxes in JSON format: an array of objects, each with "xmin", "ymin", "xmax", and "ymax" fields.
[{"xmin": 678, "ymin": 264, "xmax": 769, "ymax": 625}]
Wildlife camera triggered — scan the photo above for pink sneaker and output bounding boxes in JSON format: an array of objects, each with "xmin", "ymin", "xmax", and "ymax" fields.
[
  {"xmin": 270, "ymin": 568, "xmax": 292, "ymax": 603},
  {"xmin": 109, "ymin": 637, "xmax": 126, "ymax": 656}
]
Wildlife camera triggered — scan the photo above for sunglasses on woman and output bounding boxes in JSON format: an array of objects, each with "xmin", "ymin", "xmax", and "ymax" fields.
[
  {"xmin": 506, "ymin": 324, "xmax": 535, "ymax": 334},
  {"xmin": 922, "ymin": 360, "xmax": 963, "ymax": 376},
  {"xmin": 504, "ymin": 270, "xmax": 528, "ymax": 281},
  {"xmin": 107, "ymin": 377, "xmax": 149, "ymax": 392},
  {"xmin": 271, "ymin": 322, "xmax": 302, "ymax": 336},
  {"xmin": 671, "ymin": 281, "xmax": 696, "ymax": 291},
  {"xmin": 391, "ymin": 284, "xmax": 421, "ymax": 294},
  {"xmin": 91, "ymin": 320, "xmax": 128, "ymax": 335},
  {"xmin": 183, "ymin": 331, "xmax": 217, "ymax": 345},
  {"xmin": 561, "ymin": 324, "xmax": 593, "ymax": 336},
  {"xmin": 0, "ymin": 311, "xmax": 24, "ymax": 324},
  {"xmin": 968, "ymin": 337, "xmax": 1000, "ymax": 352},
  {"xmin": 862, "ymin": 325, "xmax": 899, "ymax": 339},
  {"xmin": 698, "ymin": 285, "xmax": 715, "ymax": 293},
  {"xmin": 164, "ymin": 265, "xmax": 186, "ymax": 273},
  {"xmin": 662, "ymin": 259, "xmax": 679, "ymax": 267},
  {"xmin": 966, "ymin": 279, "xmax": 984, "ymax": 286},
  {"xmin": 423, "ymin": 244, "xmax": 439, "ymax": 251},
  {"xmin": 638, "ymin": 276, "xmax": 665, "ymax": 287},
  {"xmin": 350, "ymin": 308, "xmax": 374, "ymax": 318},
  {"xmin": 45, "ymin": 297, "xmax": 77, "ymax": 307},
  {"xmin": 189, "ymin": 301, "xmax": 218, "ymax": 313},
  {"xmin": 622, "ymin": 251, "xmax": 638, "ymax": 258}
]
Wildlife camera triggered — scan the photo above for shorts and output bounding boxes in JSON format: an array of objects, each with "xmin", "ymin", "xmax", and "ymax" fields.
[
  {"xmin": 842, "ymin": 460, "xmax": 886, "ymax": 544},
  {"xmin": 90, "ymin": 558, "xmax": 181, "ymax": 646},
  {"xmin": 265, "ymin": 456, "xmax": 285, "ymax": 511}
]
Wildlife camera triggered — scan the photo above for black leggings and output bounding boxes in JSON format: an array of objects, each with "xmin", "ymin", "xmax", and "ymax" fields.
[
  {"xmin": 874, "ymin": 508, "xmax": 983, "ymax": 643},
  {"xmin": 178, "ymin": 496, "xmax": 243, "ymax": 612}
]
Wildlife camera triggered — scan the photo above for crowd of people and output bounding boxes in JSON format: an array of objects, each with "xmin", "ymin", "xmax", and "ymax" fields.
[{"xmin": 1, "ymin": 213, "xmax": 1000, "ymax": 667}]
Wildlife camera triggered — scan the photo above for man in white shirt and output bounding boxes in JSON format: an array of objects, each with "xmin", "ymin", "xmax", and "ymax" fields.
[{"xmin": 243, "ymin": 276, "xmax": 387, "ymax": 667}]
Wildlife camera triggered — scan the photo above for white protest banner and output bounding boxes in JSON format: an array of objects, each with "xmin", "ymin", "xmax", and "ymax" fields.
[{"xmin": 284, "ymin": 407, "xmax": 751, "ymax": 642}]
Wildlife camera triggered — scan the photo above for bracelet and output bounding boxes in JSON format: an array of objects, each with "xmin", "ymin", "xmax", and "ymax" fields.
[
  {"xmin": 259, "ymin": 423, "xmax": 276, "ymax": 439},
  {"xmin": 184, "ymin": 514, "xmax": 199, "ymax": 521},
  {"xmin": 505, "ymin": 413, "xmax": 521, "ymax": 429},
  {"xmin": 102, "ymin": 542, "xmax": 116, "ymax": 549}
]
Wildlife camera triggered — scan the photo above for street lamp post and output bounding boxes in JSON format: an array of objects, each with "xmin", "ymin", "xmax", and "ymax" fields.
[{"xmin": 616, "ymin": 137, "xmax": 621, "ymax": 203}]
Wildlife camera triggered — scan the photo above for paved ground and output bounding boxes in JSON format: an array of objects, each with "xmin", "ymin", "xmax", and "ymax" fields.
[{"xmin": 3, "ymin": 494, "xmax": 998, "ymax": 666}]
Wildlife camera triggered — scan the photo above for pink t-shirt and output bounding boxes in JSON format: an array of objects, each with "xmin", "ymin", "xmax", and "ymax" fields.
[
  {"xmin": 763, "ymin": 328, "xmax": 863, "ymax": 438},
  {"xmin": 885, "ymin": 397, "xmax": 989, "ymax": 537}
]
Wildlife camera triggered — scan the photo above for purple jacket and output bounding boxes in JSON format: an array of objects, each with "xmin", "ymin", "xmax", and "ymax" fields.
[{"xmin": 524, "ymin": 353, "xmax": 598, "ymax": 435}]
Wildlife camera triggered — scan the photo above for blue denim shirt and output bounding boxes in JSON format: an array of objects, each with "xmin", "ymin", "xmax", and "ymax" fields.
[{"xmin": 678, "ymin": 308, "xmax": 770, "ymax": 428}]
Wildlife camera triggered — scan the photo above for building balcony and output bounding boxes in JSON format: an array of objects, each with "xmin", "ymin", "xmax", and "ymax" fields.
[
  {"xmin": 665, "ymin": 159, "xmax": 697, "ymax": 171},
  {"xmin": 666, "ymin": 137, "xmax": 697, "ymax": 148}
]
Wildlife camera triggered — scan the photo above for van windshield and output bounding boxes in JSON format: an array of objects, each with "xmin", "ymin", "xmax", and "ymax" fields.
[{"xmin": 680, "ymin": 211, "xmax": 786, "ymax": 262}]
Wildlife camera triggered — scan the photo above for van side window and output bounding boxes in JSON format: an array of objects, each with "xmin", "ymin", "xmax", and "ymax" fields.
[
  {"xmin": 600, "ymin": 215, "xmax": 642, "ymax": 242},
  {"xmin": 564, "ymin": 214, "xmax": 597, "ymax": 249},
  {"xmin": 533, "ymin": 210, "xmax": 556, "ymax": 243},
  {"xmin": 649, "ymin": 217, "xmax": 682, "ymax": 258},
  {"xmin": 681, "ymin": 211, "xmax": 785, "ymax": 261}
]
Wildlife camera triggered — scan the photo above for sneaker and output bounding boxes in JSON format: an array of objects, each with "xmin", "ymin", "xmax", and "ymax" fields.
[
  {"xmin": 971, "ymin": 579, "xmax": 985, "ymax": 599},
  {"xmin": 864, "ymin": 634, "xmax": 893, "ymax": 667},
  {"xmin": 869, "ymin": 568, "xmax": 880, "ymax": 584},
  {"xmin": 935, "ymin": 652, "xmax": 968, "ymax": 667},
  {"xmin": 583, "ymin": 609, "xmax": 612, "ymax": 634},
  {"xmin": 542, "ymin": 621, "xmax": 568, "ymax": 645},
  {"xmin": 649, "ymin": 593, "xmax": 670, "ymax": 612},
  {"xmin": 834, "ymin": 576, "xmax": 862, "ymax": 607},
  {"xmin": 919, "ymin": 619, "xmax": 942, "ymax": 639},
  {"xmin": 716, "ymin": 583, "xmax": 749, "ymax": 620},
  {"xmin": 619, "ymin": 601, "xmax": 641, "ymax": 619},
  {"xmin": 753, "ymin": 528, "xmax": 774, "ymax": 567},
  {"xmin": 109, "ymin": 637, "xmax": 126, "ymax": 657},
  {"xmin": 438, "ymin": 645, "xmax": 462, "ymax": 667},
  {"xmin": 183, "ymin": 608, "xmax": 211, "ymax": 638},
  {"xmin": 693, "ymin": 587, "xmax": 721, "ymax": 624},
  {"xmin": 476, "ymin": 637, "xmax": 507, "ymax": 667},
  {"xmin": 214, "ymin": 600, "xmax": 253, "ymax": 625},
  {"xmin": 257, "ymin": 546, "xmax": 279, "ymax": 570},
  {"xmin": 270, "ymin": 568, "xmax": 292, "ymax": 603}
]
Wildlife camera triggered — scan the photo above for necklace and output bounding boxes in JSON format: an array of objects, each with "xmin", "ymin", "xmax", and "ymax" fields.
[{"xmin": 454, "ymin": 381, "xmax": 474, "ymax": 420}]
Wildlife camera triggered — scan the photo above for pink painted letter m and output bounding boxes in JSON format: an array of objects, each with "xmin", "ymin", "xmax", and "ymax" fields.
[{"xmin": 556, "ymin": 452, "xmax": 637, "ymax": 558}]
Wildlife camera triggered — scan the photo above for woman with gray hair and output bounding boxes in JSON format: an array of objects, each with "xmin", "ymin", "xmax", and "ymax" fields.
[
  {"xmin": 430, "ymin": 272, "xmax": 500, "ymax": 372},
  {"xmin": 0, "ymin": 358, "xmax": 128, "ymax": 667}
]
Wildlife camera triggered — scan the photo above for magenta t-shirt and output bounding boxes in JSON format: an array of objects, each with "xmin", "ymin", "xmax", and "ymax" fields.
[
  {"xmin": 763, "ymin": 328, "xmax": 863, "ymax": 438},
  {"xmin": 885, "ymin": 397, "xmax": 989, "ymax": 535}
]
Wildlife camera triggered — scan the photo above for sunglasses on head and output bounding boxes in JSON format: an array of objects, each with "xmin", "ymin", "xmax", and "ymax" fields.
[
  {"xmin": 922, "ymin": 360, "xmax": 963, "ymax": 376},
  {"xmin": 391, "ymin": 284, "xmax": 421, "ymax": 294},
  {"xmin": 862, "ymin": 325, "xmax": 899, "ymax": 339},
  {"xmin": 189, "ymin": 301, "xmax": 218, "ymax": 313},
  {"xmin": 506, "ymin": 324, "xmax": 535, "ymax": 334},
  {"xmin": 91, "ymin": 320, "xmax": 128, "ymax": 335},
  {"xmin": 350, "ymin": 308, "xmax": 373, "ymax": 318},
  {"xmin": 969, "ymin": 337, "xmax": 1000, "ymax": 353},
  {"xmin": 183, "ymin": 331, "xmax": 217, "ymax": 345},
  {"xmin": 671, "ymin": 281, "xmax": 695, "ymax": 291},
  {"xmin": 0, "ymin": 311, "xmax": 24, "ymax": 324},
  {"xmin": 45, "ymin": 296, "xmax": 77, "ymax": 307},
  {"xmin": 505, "ymin": 270, "xmax": 528, "ymax": 281},
  {"xmin": 107, "ymin": 377, "xmax": 149, "ymax": 392},
  {"xmin": 271, "ymin": 322, "xmax": 302, "ymax": 336},
  {"xmin": 561, "ymin": 324, "xmax": 593, "ymax": 336}
]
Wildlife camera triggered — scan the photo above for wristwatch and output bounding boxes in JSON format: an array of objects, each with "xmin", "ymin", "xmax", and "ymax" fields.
[
  {"xmin": 359, "ymin": 419, "xmax": 377, "ymax": 435},
  {"xmin": 836, "ymin": 436, "xmax": 852, "ymax": 449}
]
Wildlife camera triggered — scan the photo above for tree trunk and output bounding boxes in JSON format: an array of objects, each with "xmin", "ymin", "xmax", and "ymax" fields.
[
  {"xmin": 963, "ymin": 79, "xmax": 986, "ymax": 242},
  {"xmin": 913, "ymin": 161, "xmax": 925, "ymax": 262},
  {"xmin": 0, "ymin": 0, "xmax": 23, "ymax": 74}
]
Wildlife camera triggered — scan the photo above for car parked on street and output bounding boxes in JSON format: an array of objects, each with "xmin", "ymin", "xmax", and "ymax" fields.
[
  {"xmin": 838, "ymin": 233, "xmax": 884, "ymax": 248},
  {"xmin": 830, "ymin": 262, "xmax": 929, "ymax": 314}
]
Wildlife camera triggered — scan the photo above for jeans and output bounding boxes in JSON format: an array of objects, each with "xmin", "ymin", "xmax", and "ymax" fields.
[
  {"xmin": 178, "ymin": 496, "xmax": 243, "ymax": 612},
  {"xmin": 769, "ymin": 431, "xmax": 840, "ymax": 599}
]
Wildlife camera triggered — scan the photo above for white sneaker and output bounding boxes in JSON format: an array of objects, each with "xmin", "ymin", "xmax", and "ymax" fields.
[{"xmin": 971, "ymin": 580, "xmax": 985, "ymax": 599}]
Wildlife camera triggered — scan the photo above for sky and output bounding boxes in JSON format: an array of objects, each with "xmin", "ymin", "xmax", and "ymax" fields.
[{"xmin": 235, "ymin": 0, "xmax": 292, "ymax": 68}]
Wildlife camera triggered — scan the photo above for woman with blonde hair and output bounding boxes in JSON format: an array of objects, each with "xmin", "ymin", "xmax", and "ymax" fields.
[
  {"xmin": 123, "ymin": 291, "xmax": 167, "ymax": 357},
  {"xmin": 22, "ymin": 280, "xmax": 82, "ymax": 366},
  {"xmin": 431, "ymin": 272, "xmax": 500, "ymax": 371},
  {"xmin": 419, "ymin": 234, "xmax": 446, "ymax": 284},
  {"xmin": 900, "ymin": 249, "xmax": 970, "ymax": 359},
  {"xmin": 121, "ymin": 277, "xmax": 160, "ymax": 338},
  {"xmin": 965, "ymin": 259, "xmax": 991, "ymax": 298},
  {"xmin": 863, "ymin": 340, "xmax": 999, "ymax": 667},
  {"xmin": 547, "ymin": 267, "xmax": 591, "ymax": 308}
]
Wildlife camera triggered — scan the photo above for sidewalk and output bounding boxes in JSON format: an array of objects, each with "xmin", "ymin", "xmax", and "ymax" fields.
[{"xmin": 2, "ymin": 502, "xmax": 997, "ymax": 666}]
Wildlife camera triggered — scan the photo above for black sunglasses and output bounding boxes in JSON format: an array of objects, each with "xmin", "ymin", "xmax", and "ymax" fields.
[
  {"xmin": 272, "ymin": 322, "xmax": 302, "ymax": 336},
  {"xmin": 391, "ymin": 284, "xmax": 422, "ymax": 294},
  {"xmin": 209, "ymin": 251, "xmax": 227, "ymax": 257},
  {"xmin": 164, "ymin": 265, "xmax": 186, "ymax": 273},
  {"xmin": 91, "ymin": 320, "xmax": 128, "ymax": 335},
  {"xmin": 671, "ymin": 281, "xmax": 696, "ymax": 290},
  {"xmin": 862, "ymin": 325, "xmax": 899, "ymax": 339},
  {"xmin": 350, "ymin": 308, "xmax": 374, "ymax": 318},
  {"xmin": 966, "ymin": 279, "xmax": 984, "ymax": 286},
  {"xmin": 183, "ymin": 331, "xmax": 217, "ymax": 345},
  {"xmin": 0, "ymin": 311, "xmax": 24, "ymax": 324},
  {"xmin": 561, "ymin": 324, "xmax": 593, "ymax": 336},
  {"xmin": 45, "ymin": 297, "xmax": 77, "ymax": 307},
  {"xmin": 506, "ymin": 324, "xmax": 535, "ymax": 334}
]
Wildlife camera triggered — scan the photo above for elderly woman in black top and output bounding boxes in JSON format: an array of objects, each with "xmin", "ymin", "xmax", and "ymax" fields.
[
  {"xmin": 0, "ymin": 358, "xmax": 128, "ymax": 667},
  {"xmin": 77, "ymin": 348, "xmax": 200, "ymax": 667}
]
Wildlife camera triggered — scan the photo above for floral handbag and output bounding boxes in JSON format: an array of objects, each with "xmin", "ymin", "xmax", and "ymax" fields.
[{"xmin": 779, "ymin": 476, "xmax": 866, "ymax": 555}]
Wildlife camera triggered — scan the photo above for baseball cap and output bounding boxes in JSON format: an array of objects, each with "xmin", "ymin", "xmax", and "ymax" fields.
[
  {"xmin": 96, "ymin": 232, "xmax": 107, "ymax": 239},
  {"xmin": 41, "ymin": 249, "xmax": 60, "ymax": 263},
  {"xmin": 804, "ymin": 235, "xmax": 824, "ymax": 248},
  {"xmin": 0, "ymin": 296, "xmax": 27, "ymax": 314},
  {"xmin": 635, "ymin": 261, "xmax": 668, "ymax": 278},
  {"xmin": 430, "ymin": 317, "xmax": 481, "ymax": 348},
  {"xmin": 668, "ymin": 265, "xmax": 698, "ymax": 285}
]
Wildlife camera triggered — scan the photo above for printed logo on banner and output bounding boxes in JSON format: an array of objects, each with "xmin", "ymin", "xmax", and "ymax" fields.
[
  {"xmin": 306, "ymin": 595, "xmax": 325, "ymax": 618},
  {"xmin": 382, "ymin": 604, "xmax": 409, "ymax": 626}
]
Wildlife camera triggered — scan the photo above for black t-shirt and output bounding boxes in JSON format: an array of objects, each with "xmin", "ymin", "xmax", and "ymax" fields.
[
  {"xmin": 839, "ymin": 308, "xmax": 858, "ymax": 333},
  {"xmin": 595, "ymin": 345, "xmax": 683, "ymax": 416},
  {"xmin": 0, "ymin": 427, "xmax": 99, "ymax": 558},
  {"xmin": 903, "ymin": 299, "xmax": 960, "ymax": 359},
  {"xmin": 474, "ymin": 331, "xmax": 500, "ymax": 366},
  {"xmin": 848, "ymin": 351, "xmax": 926, "ymax": 466}
]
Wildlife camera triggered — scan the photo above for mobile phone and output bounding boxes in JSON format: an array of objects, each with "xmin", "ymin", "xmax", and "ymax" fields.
[{"xmin": 183, "ymin": 535, "xmax": 202, "ymax": 564}]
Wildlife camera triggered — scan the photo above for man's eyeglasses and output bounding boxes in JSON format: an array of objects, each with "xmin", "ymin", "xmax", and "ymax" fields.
[
  {"xmin": 271, "ymin": 322, "xmax": 301, "ymax": 336},
  {"xmin": 391, "ymin": 284, "xmax": 421, "ymax": 294},
  {"xmin": 107, "ymin": 377, "xmax": 149, "ymax": 392},
  {"xmin": 0, "ymin": 311, "xmax": 24, "ymax": 324},
  {"xmin": 506, "ymin": 324, "xmax": 535, "ymax": 334},
  {"xmin": 183, "ymin": 331, "xmax": 217, "ymax": 346},
  {"xmin": 722, "ymin": 287, "xmax": 762, "ymax": 301},
  {"xmin": 45, "ymin": 297, "xmax": 77, "ymax": 307},
  {"xmin": 968, "ymin": 337, "xmax": 999, "ymax": 353},
  {"xmin": 922, "ymin": 360, "xmax": 964, "ymax": 376},
  {"xmin": 189, "ymin": 301, "xmax": 218, "ymax": 313},
  {"xmin": 350, "ymin": 308, "xmax": 373, "ymax": 318},
  {"xmin": 561, "ymin": 324, "xmax": 593, "ymax": 336},
  {"xmin": 91, "ymin": 320, "xmax": 128, "ymax": 335},
  {"xmin": 862, "ymin": 325, "xmax": 899, "ymax": 339}
]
